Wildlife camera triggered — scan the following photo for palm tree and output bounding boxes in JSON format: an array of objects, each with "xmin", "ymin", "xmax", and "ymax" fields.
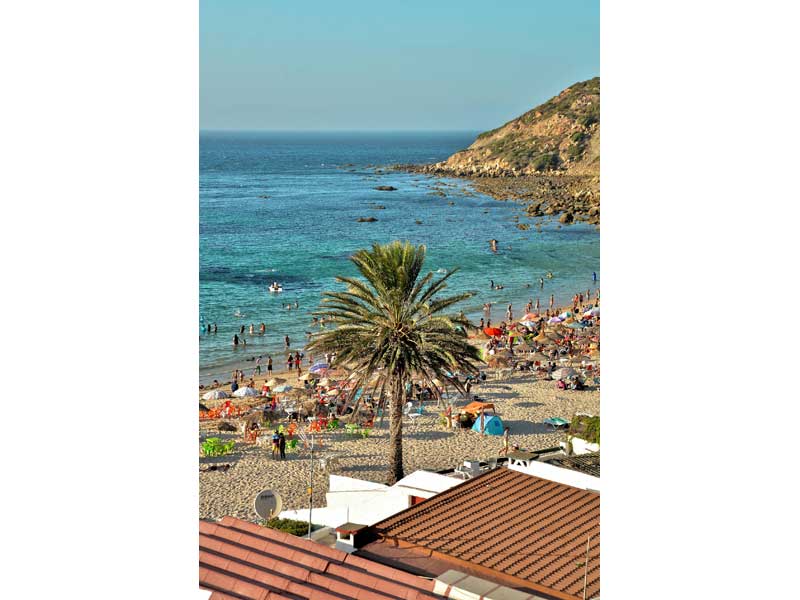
[{"xmin": 308, "ymin": 241, "xmax": 481, "ymax": 483}]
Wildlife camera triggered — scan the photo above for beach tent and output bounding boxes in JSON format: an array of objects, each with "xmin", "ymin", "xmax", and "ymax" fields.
[
  {"xmin": 203, "ymin": 390, "xmax": 229, "ymax": 401},
  {"xmin": 232, "ymin": 387, "xmax": 259, "ymax": 398},
  {"xmin": 471, "ymin": 414, "xmax": 505, "ymax": 436}
]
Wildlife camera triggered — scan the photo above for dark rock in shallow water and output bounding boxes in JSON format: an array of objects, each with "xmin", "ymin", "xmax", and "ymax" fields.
[
  {"xmin": 559, "ymin": 212, "xmax": 574, "ymax": 224},
  {"xmin": 372, "ymin": 205, "xmax": 386, "ymax": 210},
  {"xmin": 374, "ymin": 185, "xmax": 397, "ymax": 191},
  {"xmin": 357, "ymin": 216, "xmax": 378, "ymax": 222},
  {"xmin": 415, "ymin": 220, "xmax": 423, "ymax": 225}
]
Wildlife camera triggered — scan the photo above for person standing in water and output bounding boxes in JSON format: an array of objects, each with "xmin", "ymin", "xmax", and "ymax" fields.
[
  {"xmin": 233, "ymin": 334, "xmax": 239, "ymax": 347},
  {"xmin": 506, "ymin": 304, "xmax": 513, "ymax": 321},
  {"xmin": 249, "ymin": 324, "xmax": 255, "ymax": 335},
  {"xmin": 539, "ymin": 277, "xmax": 544, "ymax": 289},
  {"xmin": 549, "ymin": 294, "xmax": 555, "ymax": 310},
  {"xmin": 213, "ymin": 323, "xmax": 217, "ymax": 334},
  {"xmin": 592, "ymin": 271, "xmax": 597, "ymax": 282},
  {"xmin": 525, "ymin": 300, "xmax": 532, "ymax": 314},
  {"xmin": 535, "ymin": 297, "xmax": 540, "ymax": 312},
  {"xmin": 284, "ymin": 335, "xmax": 290, "ymax": 349},
  {"xmin": 267, "ymin": 355, "xmax": 273, "ymax": 374}
]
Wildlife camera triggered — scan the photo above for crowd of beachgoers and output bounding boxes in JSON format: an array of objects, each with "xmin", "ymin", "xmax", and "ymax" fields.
[{"xmin": 199, "ymin": 287, "xmax": 600, "ymax": 521}]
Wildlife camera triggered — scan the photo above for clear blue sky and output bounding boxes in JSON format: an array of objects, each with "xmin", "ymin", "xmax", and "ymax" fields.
[{"xmin": 200, "ymin": 0, "xmax": 599, "ymax": 131}]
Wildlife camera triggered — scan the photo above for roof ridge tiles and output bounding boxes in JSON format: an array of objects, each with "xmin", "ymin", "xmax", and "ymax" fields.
[
  {"xmin": 361, "ymin": 468, "xmax": 600, "ymax": 600},
  {"xmin": 201, "ymin": 518, "xmax": 443, "ymax": 600}
]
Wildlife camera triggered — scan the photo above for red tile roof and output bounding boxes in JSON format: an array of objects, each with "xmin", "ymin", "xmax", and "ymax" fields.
[
  {"xmin": 358, "ymin": 468, "xmax": 600, "ymax": 600},
  {"xmin": 199, "ymin": 516, "xmax": 445, "ymax": 600}
]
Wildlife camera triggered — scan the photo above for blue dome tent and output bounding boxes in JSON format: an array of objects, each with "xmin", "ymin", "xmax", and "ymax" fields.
[{"xmin": 471, "ymin": 414, "xmax": 505, "ymax": 436}]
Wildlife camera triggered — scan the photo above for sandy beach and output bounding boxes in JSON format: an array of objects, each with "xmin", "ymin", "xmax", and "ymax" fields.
[{"xmin": 199, "ymin": 340, "xmax": 599, "ymax": 521}]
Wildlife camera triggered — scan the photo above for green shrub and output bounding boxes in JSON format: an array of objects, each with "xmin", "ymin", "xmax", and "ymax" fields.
[
  {"xmin": 262, "ymin": 517, "xmax": 317, "ymax": 536},
  {"xmin": 569, "ymin": 415, "xmax": 600, "ymax": 445},
  {"xmin": 201, "ymin": 437, "xmax": 235, "ymax": 457},
  {"xmin": 532, "ymin": 153, "xmax": 560, "ymax": 171},
  {"xmin": 571, "ymin": 132, "xmax": 586, "ymax": 143}
]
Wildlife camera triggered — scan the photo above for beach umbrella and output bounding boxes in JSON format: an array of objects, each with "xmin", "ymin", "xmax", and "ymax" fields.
[
  {"xmin": 265, "ymin": 378, "xmax": 285, "ymax": 387},
  {"xmin": 273, "ymin": 384, "xmax": 292, "ymax": 393},
  {"xmin": 484, "ymin": 327, "xmax": 503, "ymax": 337},
  {"xmin": 558, "ymin": 311, "xmax": 573, "ymax": 319},
  {"xmin": 310, "ymin": 362, "xmax": 330, "ymax": 373},
  {"xmin": 318, "ymin": 377, "xmax": 331, "ymax": 387},
  {"xmin": 566, "ymin": 321, "xmax": 587, "ymax": 329},
  {"xmin": 522, "ymin": 313, "xmax": 539, "ymax": 321},
  {"xmin": 202, "ymin": 389, "xmax": 229, "ymax": 401},
  {"xmin": 553, "ymin": 368, "xmax": 577, "ymax": 380},
  {"xmin": 232, "ymin": 386, "xmax": 259, "ymax": 398},
  {"xmin": 299, "ymin": 372, "xmax": 318, "ymax": 381},
  {"xmin": 548, "ymin": 317, "xmax": 563, "ymax": 324}
]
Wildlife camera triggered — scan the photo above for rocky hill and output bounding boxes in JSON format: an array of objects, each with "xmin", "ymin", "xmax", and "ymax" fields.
[{"xmin": 410, "ymin": 77, "xmax": 600, "ymax": 225}]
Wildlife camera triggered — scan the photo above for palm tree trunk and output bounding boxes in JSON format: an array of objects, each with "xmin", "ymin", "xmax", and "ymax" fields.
[{"xmin": 387, "ymin": 378, "xmax": 405, "ymax": 484}]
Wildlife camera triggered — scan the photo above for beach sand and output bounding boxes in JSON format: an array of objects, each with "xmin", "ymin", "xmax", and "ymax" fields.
[{"xmin": 199, "ymin": 366, "xmax": 599, "ymax": 522}]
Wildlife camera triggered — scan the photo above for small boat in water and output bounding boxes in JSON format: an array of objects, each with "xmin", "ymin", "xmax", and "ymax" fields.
[{"xmin": 268, "ymin": 282, "xmax": 284, "ymax": 293}]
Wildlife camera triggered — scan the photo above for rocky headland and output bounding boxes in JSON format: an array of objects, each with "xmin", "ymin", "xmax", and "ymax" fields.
[{"xmin": 401, "ymin": 77, "xmax": 600, "ymax": 226}]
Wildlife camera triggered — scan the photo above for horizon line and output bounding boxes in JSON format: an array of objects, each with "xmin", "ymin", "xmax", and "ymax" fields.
[{"xmin": 199, "ymin": 128, "xmax": 482, "ymax": 133}]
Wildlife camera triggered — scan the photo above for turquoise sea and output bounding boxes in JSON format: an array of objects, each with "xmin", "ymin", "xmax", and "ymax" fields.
[{"xmin": 200, "ymin": 131, "xmax": 599, "ymax": 383}]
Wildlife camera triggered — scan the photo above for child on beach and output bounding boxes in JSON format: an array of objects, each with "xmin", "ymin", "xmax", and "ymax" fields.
[
  {"xmin": 271, "ymin": 430, "xmax": 280, "ymax": 459},
  {"xmin": 267, "ymin": 356, "xmax": 273, "ymax": 373},
  {"xmin": 501, "ymin": 426, "xmax": 510, "ymax": 456}
]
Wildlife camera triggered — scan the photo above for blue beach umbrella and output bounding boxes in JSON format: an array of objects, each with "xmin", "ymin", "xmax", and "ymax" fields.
[{"xmin": 310, "ymin": 362, "xmax": 330, "ymax": 373}]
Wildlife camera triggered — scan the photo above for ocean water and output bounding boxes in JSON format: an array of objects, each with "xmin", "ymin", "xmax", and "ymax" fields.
[{"xmin": 200, "ymin": 131, "xmax": 599, "ymax": 382}]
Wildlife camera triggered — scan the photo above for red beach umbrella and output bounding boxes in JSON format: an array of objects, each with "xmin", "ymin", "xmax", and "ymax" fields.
[{"xmin": 484, "ymin": 327, "xmax": 503, "ymax": 337}]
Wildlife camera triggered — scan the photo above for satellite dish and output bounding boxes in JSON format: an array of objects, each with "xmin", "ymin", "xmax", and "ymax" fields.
[{"xmin": 254, "ymin": 489, "xmax": 282, "ymax": 520}]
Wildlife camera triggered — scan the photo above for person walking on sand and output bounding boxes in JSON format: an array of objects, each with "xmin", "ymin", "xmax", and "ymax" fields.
[
  {"xmin": 501, "ymin": 426, "xmax": 511, "ymax": 456},
  {"xmin": 294, "ymin": 351, "xmax": 302, "ymax": 375},
  {"xmin": 255, "ymin": 356, "xmax": 262, "ymax": 375},
  {"xmin": 278, "ymin": 432, "xmax": 287, "ymax": 460},
  {"xmin": 535, "ymin": 297, "xmax": 540, "ymax": 312},
  {"xmin": 549, "ymin": 294, "xmax": 555, "ymax": 310},
  {"xmin": 267, "ymin": 355, "xmax": 273, "ymax": 374}
]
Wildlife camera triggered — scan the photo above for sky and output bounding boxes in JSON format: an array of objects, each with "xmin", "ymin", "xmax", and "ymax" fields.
[{"xmin": 200, "ymin": 1, "xmax": 599, "ymax": 131}]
